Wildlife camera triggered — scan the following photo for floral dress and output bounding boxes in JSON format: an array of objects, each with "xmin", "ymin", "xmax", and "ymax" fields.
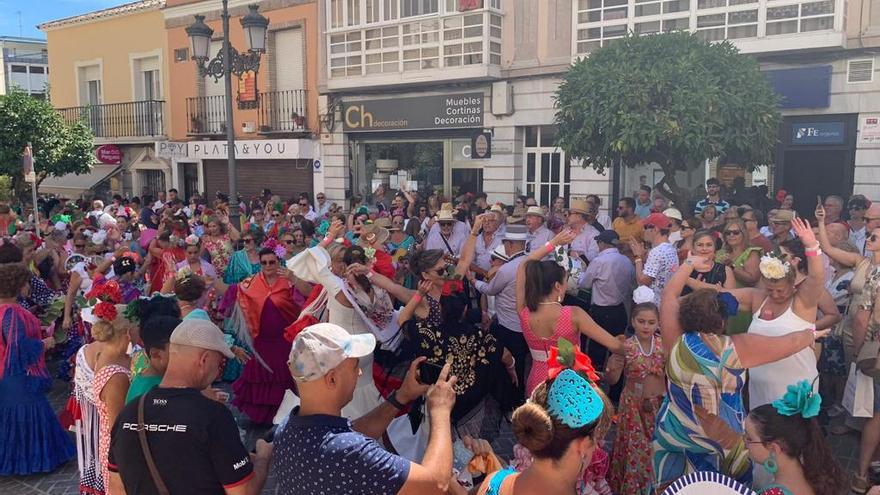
[
  {"xmin": 203, "ymin": 234, "xmax": 233, "ymax": 277},
  {"xmin": 93, "ymin": 364, "xmax": 130, "ymax": 494},
  {"xmin": 609, "ymin": 335, "xmax": 665, "ymax": 495}
]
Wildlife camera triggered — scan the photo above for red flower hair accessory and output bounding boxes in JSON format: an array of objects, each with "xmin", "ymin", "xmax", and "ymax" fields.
[
  {"xmin": 93, "ymin": 301, "xmax": 118, "ymax": 321},
  {"xmin": 441, "ymin": 279, "xmax": 464, "ymax": 296},
  {"xmin": 547, "ymin": 340, "xmax": 600, "ymax": 383}
]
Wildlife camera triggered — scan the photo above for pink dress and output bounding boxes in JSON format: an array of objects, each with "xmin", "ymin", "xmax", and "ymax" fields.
[
  {"xmin": 520, "ymin": 306, "xmax": 580, "ymax": 397},
  {"xmin": 93, "ymin": 364, "xmax": 131, "ymax": 494}
]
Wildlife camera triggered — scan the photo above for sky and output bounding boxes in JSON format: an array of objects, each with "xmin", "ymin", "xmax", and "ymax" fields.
[{"xmin": 0, "ymin": 0, "xmax": 123, "ymax": 39}]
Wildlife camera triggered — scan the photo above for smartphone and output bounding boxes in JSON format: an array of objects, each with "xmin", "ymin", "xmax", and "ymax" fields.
[{"xmin": 418, "ymin": 361, "xmax": 443, "ymax": 385}]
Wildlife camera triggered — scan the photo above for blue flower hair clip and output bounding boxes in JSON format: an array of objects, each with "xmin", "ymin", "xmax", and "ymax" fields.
[
  {"xmin": 772, "ymin": 379, "xmax": 821, "ymax": 419},
  {"xmin": 717, "ymin": 292, "xmax": 739, "ymax": 318},
  {"xmin": 546, "ymin": 339, "xmax": 605, "ymax": 429}
]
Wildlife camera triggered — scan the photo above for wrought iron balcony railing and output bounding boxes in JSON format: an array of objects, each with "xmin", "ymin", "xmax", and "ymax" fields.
[{"xmin": 57, "ymin": 100, "xmax": 165, "ymax": 138}]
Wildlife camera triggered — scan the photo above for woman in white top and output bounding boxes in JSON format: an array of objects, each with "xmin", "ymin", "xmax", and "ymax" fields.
[{"xmin": 724, "ymin": 217, "xmax": 838, "ymax": 409}]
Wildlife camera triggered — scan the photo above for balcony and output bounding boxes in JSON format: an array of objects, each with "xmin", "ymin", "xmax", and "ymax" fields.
[
  {"xmin": 326, "ymin": 8, "xmax": 503, "ymax": 91},
  {"xmin": 258, "ymin": 90, "xmax": 308, "ymax": 134},
  {"xmin": 574, "ymin": 0, "xmax": 845, "ymax": 56},
  {"xmin": 186, "ymin": 95, "xmax": 228, "ymax": 136},
  {"xmin": 57, "ymin": 100, "xmax": 165, "ymax": 139}
]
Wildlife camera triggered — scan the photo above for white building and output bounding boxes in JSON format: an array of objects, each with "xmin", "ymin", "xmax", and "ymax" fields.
[
  {"xmin": 0, "ymin": 36, "xmax": 48, "ymax": 98},
  {"xmin": 316, "ymin": 0, "xmax": 880, "ymax": 216}
]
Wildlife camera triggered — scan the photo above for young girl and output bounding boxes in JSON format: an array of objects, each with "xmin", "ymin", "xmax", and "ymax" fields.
[{"xmin": 606, "ymin": 302, "xmax": 666, "ymax": 495}]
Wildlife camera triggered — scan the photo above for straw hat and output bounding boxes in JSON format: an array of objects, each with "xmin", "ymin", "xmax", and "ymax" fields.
[
  {"xmin": 524, "ymin": 206, "xmax": 545, "ymax": 219},
  {"xmin": 663, "ymin": 208, "xmax": 683, "ymax": 221},
  {"xmin": 436, "ymin": 209, "xmax": 456, "ymax": 222},
  {"xmin": 490, "ymin": 244, "xmax": 510, "ymax": 262},
  {"xmin": 358, "ymin": 223, "xmax": 389, "ymax": 246},
  {"xmin": 373, "ymin": 217, "xmax": 393, "ymax": 229},
  {"xmin": 569, "ymin": 199, "xmax": 590, "ymax": 215}
]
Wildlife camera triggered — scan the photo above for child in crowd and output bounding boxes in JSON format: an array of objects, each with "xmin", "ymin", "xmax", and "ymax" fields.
[
  {"xmin": 124, "ymin": 316, "xmax": 181, "ymax": 404},
  {"xmin": 606, "ymin": 301, "xmax": 666, "ymax": 495}
]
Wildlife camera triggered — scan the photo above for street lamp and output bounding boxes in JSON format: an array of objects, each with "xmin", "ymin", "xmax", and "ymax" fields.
[{"xmin": 186, "ymin": 1, "xmax": 269, "ymax": 227}]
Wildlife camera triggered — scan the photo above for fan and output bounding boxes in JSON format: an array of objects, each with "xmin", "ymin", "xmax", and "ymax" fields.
[{"xmin": 662, "ymin": 471, "xmax": 757, "ymax": 495}]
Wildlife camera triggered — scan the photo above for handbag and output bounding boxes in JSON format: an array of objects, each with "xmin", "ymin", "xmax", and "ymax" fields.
[
  {"xmin": 138, "ymin": 394, "xmax": 171, "ymax": 495},
  {"xmin": 856, "ymin": 340, "xmax": 880, "ymax": 379},
  {"xmin": 843, "ymin": 363, "xmax": 875, "ymax": 418}
]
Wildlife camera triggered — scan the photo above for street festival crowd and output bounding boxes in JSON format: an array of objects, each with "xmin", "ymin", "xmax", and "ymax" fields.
[{"xmin": 6, "ymin": 179, "xmax": 880, "ymax": 494}]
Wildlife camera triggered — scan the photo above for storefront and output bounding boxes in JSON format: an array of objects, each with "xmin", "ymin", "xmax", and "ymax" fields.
[
  {"xmin": 341, "ymin": 92, "xmax": 491, "ymax": 200},
  {"xmin": 157, "ymin": 138, "xmax": 316, "ymax": 201}
]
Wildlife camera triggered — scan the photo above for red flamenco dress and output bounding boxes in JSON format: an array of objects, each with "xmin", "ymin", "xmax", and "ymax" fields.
[
  {"xmin": 231, "ymin": 273, "xmax": 303, "ymax": 424},
  {"xmin": 0, "ymin": 303, "xmax": 75, "ymax": 475}
]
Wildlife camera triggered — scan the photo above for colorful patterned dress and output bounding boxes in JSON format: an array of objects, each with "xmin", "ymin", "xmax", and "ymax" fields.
[
  {"xmin": 93, "ymin": 364, "xmax": 130, "ymax": 494},
  {"xmin": 652, "ymin": 332, "xmax": 751, "ymax": 488},
  {"xmin": 609, "ymin": 335, "xmax": 665, "ymax": 495},
  {"xmin": 203, "ymin": 234, "xmax": 233, "ymax": 277}
]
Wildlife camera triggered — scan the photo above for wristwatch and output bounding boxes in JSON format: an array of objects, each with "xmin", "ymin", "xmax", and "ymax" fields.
[{"xmin": 386, "ymin": 391, "xmax": 407, "ymax": 411}]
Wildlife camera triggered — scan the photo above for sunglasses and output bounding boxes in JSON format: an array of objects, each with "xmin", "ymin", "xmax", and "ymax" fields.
[
  {"xmin": 283, "ymin": 239, "xmax": 296, "ymax": 245},
  {"xmin": 850, "ymin": 206, "xmax": 866, "ymax": 210},
  {"xmin": 681, "ymin": 225, "xmax": 693, "ymax": 231},
  {"xmin": 871, "ymin": 234, "xmax": 878, "ymax": 243},
  {"xmin": 644, "ymin": 225, "xmax": 656, "ymax": 230},
  {"xmin": 272, "ymin": 213, "xmax": 281, "ymax": 217},
  {"xmin": 74, "ymin": 244, "xmax": 86, "ymax": 249},
  {"xmin": 261, "ymin": 259, "xmax": 278, "ymax": 266},
  {"xmin": 317, "ymin": 196, "xmax": 325, "ymax": 200},
  {"xmin": 299, "ymin": 203, "xmax": 308, "ymax": 207},
  {"xmin": 434, "ymin": 267, "xmax": 447, "ymax": 276},
  {"xmin": 723, "ymin": 230, "xmax": 742, "ymax": 236},
  {"xmin": 243, "ymin": 238, "xmax": 255, "ymax": 243},
  {"xmin": 439, "ymin": 222, "xmax": 454, "ymax": 227}
]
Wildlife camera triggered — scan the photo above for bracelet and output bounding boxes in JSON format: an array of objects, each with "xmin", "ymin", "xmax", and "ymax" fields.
[
  {"xmin": 505, "ymin": 356, "xmax": 516, "ymax": 370},
  {"xmin": 319, "ymin": 235, "xmax": 333, "ymax": 247},
  {"xmin": 634, "ymin": 258, "xmax": 643, "ymax": 264},
  {"xmin": 411, "ymin": 293, "xmax": 423, "ymax": 304},
  {"xmin": 805, "ymin": 242, "xmax": 820, "ymax": 251},
  {"xmin": 386, "ymin": 391, "xmax": 407, "ymax": 411},
  {"xmin": 545, "ymin": 242, "xmax": 555, "ymax": 254},
  {"xmin": 366, "ymin": 271, "xmax": 374, "ymax": 279},
  {"xmin": 805, "ymin": 249, "xmax": 823, "ymax": 257}
]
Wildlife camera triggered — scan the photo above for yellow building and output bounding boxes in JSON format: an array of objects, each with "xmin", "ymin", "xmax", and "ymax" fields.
[{"xmin": 38, "ymin": 0, "xmax": 172, "ymax": 198}]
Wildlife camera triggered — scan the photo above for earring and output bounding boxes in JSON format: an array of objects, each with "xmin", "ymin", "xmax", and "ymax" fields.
[{"xmin": 762, "ymin": 452, "xmax": 778, "ymax": 475}]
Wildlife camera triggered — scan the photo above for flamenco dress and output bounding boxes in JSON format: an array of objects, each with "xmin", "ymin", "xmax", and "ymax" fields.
[{"xmin": 0, "ymin": 303, "xmax": 75, "ymax": 475}]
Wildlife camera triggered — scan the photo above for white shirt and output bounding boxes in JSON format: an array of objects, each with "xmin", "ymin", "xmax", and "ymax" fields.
[
  {"xmin": 526, "ymin": 225, "xmax": 554, "ymax": 254},
  {"xmin": 426, "ymin": 222, "xmax": 468, "ymax": 256},
  {"xmin": 643, "ymin": 242, "xmax": 679, "ymax": 304},
  {"xmin": 474, "ymin": 252, "xmax": 527, "ymax": 331},
  {"xmin": 571, "ymin": 224, "xmax": 601, "ymax": 262},
  {"xmin": 475, "ymin": 231, "xmax": 503, "ymax": 271},
  {"xmin": 315, "ymin": 201, "xmax": 332, "ymax": 219}
]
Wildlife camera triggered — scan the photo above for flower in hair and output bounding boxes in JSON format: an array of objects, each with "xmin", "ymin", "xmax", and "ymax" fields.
[
  {"xmin": 717, "ymin": 292, "xmax": 739, "ymax": 317},
  {"xmin": 772, "ymin": 379, "xmax": 821, "ymax": 419},
  {"xmin": 184, "ymin": 234, "xmax": 200, "ymax": 246},
  {"xmin": 545, "ymin": 339, "xmax": 605, "ymax": 428},
  {"xmin": 759, "ymin": 253, "xmax": 790, "ymax": 280},
  {"xmin": 261, "ymin": 238, "xmax": 286, "ymax": 259},
  {"xmin": 548, "ymin": 339, "xmax": 600, "ymax": 383},
  {"xmin": 441, "ymin": 279, "xmax": 464, "ymax": 296},
  {"xmin": 93, "ymin": 301, "xmax": 118, "ymax": 321}
]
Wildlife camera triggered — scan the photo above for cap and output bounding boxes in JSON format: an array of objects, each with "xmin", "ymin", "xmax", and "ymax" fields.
[
  {"xmin": 524, "ymin": 206, "xmax": 545, "ymax": 219},
  {"xmin": 113, "ymin": 256, "xmax": 137, "ymax": 276},
  {"xmin": 503, "ymin": 224, "xmax": 529, "ymax": 241},
  {"xmin": 288, "ymin": 323, "xmax": 376, "ymax": 382},
  {"xmin": 662, "ymin": 208, "xmax": 683, "ymax": 221},
  {"xmin": 594, "ymin": 230, "xmax": 619, "ymax": 245},
  {"xmin": 643, "ymin": 212, "xmax": 672, "ymax": 230},
  {"xmin": 769, "ymin": 209, "xmax": 795, "ymax": 223},
  {"xmin": 169, "ymin": 319, "xmax": 235, "ymax": 358}
]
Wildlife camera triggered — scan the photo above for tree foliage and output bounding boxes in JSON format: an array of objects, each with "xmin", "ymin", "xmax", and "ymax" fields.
[
  {"xmin": 554, "ymin": 32, "xmax": 781, "ymax": 203},
  {"xmin": 0, "ymin": 88, "xmax": 95, "ymax": 198}
]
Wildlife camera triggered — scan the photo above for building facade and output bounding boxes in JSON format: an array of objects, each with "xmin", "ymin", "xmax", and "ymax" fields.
[
  {"xmin": 161, "ymin": 0, "xmax": 320, "ymax": 203},
  {"xmin": 316, "ymin": 0, "xmax": 880, "ymax": 215},
  {"xmin": 39, "ymin": 0, "xmax": 171, "ymax": 199},
  {"xmin": 0, "ymin": 36, "xmax": 48, "ymax": 98}
]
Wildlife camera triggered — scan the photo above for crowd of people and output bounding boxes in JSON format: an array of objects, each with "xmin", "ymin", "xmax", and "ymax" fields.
[{"xmin": 0, "ymin": 179, "xmax": 878, "ymax": 495}]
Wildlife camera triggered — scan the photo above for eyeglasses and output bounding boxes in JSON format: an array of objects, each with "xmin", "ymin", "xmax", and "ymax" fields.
[
  {"xmin": 850, "ymin": 206, "xmax": 866, "ymax": 211},
  {"xmin": 439, "ymin": 222, "xmax": 453, "ymax": 227},
  {"xmin": 260, "ymin": 259, "xmax": 278, "ymax": 266},
  {"xmin": 299, "ymin": 203, "xmax": 308, "ymax": 207},
  {"xmin": 723, "ymin": 230, "xmax": 743, "ymax": 236},
  {"xmin": 317, "ymin": 196, "xmax": 325, "ymax": 200},
  {"xmin": 272, "ymin": 213, "xmax": 281, "ymax": 217},
  {"xmin": 243, "ymin": 238, "xmax": 255, "ymax": 244},
  {"xmin": 74, "ymin": 243, "xmax": 86, "ymax": 249}
]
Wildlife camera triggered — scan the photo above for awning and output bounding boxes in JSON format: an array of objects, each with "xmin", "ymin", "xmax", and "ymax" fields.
[{"xmin": 39, "ymin": 164, "xmax": 120, "ymax": 197}]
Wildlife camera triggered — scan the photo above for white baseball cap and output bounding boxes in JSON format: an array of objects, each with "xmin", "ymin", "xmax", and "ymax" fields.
[
  {"xmin": 169, "ymin": 319, "xmax": 235, "ymax": 358},
  {"xmin": 288, "ymin": 323, "xmax": 376, "ymax": 382}
]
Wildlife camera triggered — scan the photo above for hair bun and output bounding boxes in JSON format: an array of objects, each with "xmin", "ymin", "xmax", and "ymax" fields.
[{"xmin": 511, "ymin": 402, "xmax": 554, "ymax": 452}]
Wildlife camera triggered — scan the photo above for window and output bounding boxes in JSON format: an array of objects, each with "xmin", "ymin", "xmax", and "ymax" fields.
[
  {"xmin": 174, "ymin": 48, "xmax": 189, "ymax": 62},
  {"xmin": 10, "ymin": 65, "xmax": 26, "ymax": 73},
  {"xmin": 524, "ymin": 126, "xmax": 570, "ymax": 207},
  {"xmin": 143, "ymin": 70, "xmax": 160, "ymax": 100},
  {"xmin": 695, "ymin": 8, "xmax": 757, "ymax": 40},
  {"xmin": 402, "ymin": 0, "xmax": 439, "ymax": 17},
  {"xmin": 347, "ymin": 0, "xmax": 361, "ymax": 25},
  {"xmin": 384, "ymin": 0, "xmax": 399, "ymax": 20},
  {"xmin": 766, "ymin": 0, "xmax": 833, "ymax": 35},
  {"xmin": 330, "ymin": 0, "xmax": 344, "ymax": 28},
  {"xmin": 366, "ymin": 0, "xmax": 380, "ymax": 22}
]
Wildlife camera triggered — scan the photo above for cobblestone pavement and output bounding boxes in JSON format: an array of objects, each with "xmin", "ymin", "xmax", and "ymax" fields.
[{"xmin": 0, "ymin": 374, "xmax": 863, "ymax": 494}]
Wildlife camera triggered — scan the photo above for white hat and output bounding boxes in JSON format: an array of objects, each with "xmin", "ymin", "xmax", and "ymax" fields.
[
  {"xmin": 663, "ymin": 208, "xmax": 683, "ymax": 221},
  {"xmin": 491, "ymin": 244, "xmax": 510, "ymax": 262},
  {"xmin": 524, "ymin": 206, "xmax": 545, "ymax": 219},
  {"xmin": 170, "ymin": 319, "xmax": 235, "ymax": 358},
  {"xmin": 288, "ymin": 323, "xmax": 376, "ymax": 382},
  {"xmin": 633, "ymin": 286, "xmax": 655, "ymax": 305},
  {"xmin": 436, "ymin": 209, "xmax": 456, "ymax": 222}
]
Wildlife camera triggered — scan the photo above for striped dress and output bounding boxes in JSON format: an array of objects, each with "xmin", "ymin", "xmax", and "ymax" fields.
[{"xmin": 652, "ymin": 332, "xmax": 752, "ymax": 489}]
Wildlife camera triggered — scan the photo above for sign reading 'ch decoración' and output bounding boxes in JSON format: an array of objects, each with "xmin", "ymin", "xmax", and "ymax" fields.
[{"xmin": 343, "ymin": 93, "xmax": 484, "ymax": 132}]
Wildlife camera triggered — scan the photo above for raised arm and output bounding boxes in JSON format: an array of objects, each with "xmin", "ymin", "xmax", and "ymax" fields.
[
  {"xmin": 515, "ymin": 228, "xmax": 577, "ymax": 313},
  {"xmin": 454, "ymin": 214, "xmax": 484, "ymax": 278},
  {"xmin": 731, "ymin": 327, "xmax": 827, "ymax": 368},
  {"xmin": 792, "ymin": 216, "xmax": 825, "ymax": 308},
  {"xmin": 222, "ymin": 212, "xmax": 241, "ymax": 241},
  {"xmin": 349, "ymin": 263, "xmax": 415, "ymax": 304},
  {"xmin": 816, "ymin": 203, "xmax": 862, "ymax": 268}
]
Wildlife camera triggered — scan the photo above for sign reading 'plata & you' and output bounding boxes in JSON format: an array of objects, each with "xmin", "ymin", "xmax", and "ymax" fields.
[{"xmin": 343, "ymin": 93, "xmax": 483, "ymax": 132}]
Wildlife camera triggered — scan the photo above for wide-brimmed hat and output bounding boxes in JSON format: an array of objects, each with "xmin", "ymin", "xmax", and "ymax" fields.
[
  {"xmin": 490, "ymin": 244, "xmax": 509, "ymax": 262},
  {"xmin": 358, "ymin": 223, "xmax": 390, "ymax": 246},
  {"xmin": 373, "ymin": 217, "xmax": 392, "ymax": 229},
  {"xmin": 569, "ymin": 199, "xmax": 590, "ymax": 215},
  {"xmin": 663, "ymin": 208, "xmax": 683, "ymax": 221},
  {"xmin": 436, "ymin": 209, "xmax": 456, "ymax": 223},
  {"xmin": 170, "ymin": 319, "xmax": 235, "ymax": 359},
  {"xmin": 504, "ymin": 224, "xmax": 529, "ymax": 242},
  {"xmin": 490, "ymin": 204, "xmax": 505, "ymax": 214},
  {"xmin": 525, "ymin": 206, "xmax": 545, "ymax": 219},
  {"xmin": 440, "ymin": 202, "xmax": 457, "ymax": 213},
  {"xmin": 769, "ymin": 209, "xmax": 795, "ymax": 223}
]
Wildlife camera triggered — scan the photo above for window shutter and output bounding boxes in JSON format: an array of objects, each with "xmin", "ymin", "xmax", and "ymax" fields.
[
  {"xmin": 274, "ymin": 28, "xmax": 305, "ymax": 91},
  {"xmin": 847, "ymin": 58, "xmax": 874, "ymax": 83}
]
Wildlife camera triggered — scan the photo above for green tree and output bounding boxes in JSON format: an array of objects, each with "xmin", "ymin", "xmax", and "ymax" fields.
[
  {"xmin": 0, "ymin": 88, "xmax": 95, "ymax": 200},
  {"xmin": 554, "ymin": 32, "xmax": 781, "ymax": 207}
]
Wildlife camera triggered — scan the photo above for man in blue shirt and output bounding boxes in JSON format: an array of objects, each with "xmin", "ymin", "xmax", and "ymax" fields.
[
  {"xmin": 634, "ymin": 185, "xmax": 653, "ymax": 218},
  {"xmin": 275, "ymin": 323, "xmax": 458, "ymax": 495}
]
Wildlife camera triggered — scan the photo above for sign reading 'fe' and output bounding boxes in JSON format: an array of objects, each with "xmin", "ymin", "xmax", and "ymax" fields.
[{"xmin": 343, "ymin": 93, "xmax": 484, "ymax": 132}]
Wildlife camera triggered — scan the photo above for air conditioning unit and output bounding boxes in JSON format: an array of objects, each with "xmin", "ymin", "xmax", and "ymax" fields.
[
  {"xmin": 241, "ymin": 121, "xmax": 256, "ymax": 133},
  {"xmin": 491, "ymin": 81, "xmax": 514, "ymax": 116},
  {"xmin": 847, "ymin": 58, "xmax": 874, "ymax": 83}
]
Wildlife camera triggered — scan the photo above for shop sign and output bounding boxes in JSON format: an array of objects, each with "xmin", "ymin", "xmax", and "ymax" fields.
[
  {"xmin": 189, "ymin": 138, "xmax": 313, "ymax": 160},
  {"xmin": 859, "ymin": 115, "xmax": 880, "ymax": 145},
  {"xmin": 791, "ymin": 122, "xmax": 845, "ymax": 145},
  {"xmin": 471, "ymin": 132, "xmax": 491, "ymax": 159},
  {"xmin": 343, "ymin": 93, "xmax": 483, "ymax": 132},
  {"xmin": 96, "ymin": 144, "xmax": 123, "ymax": 164},
  {"xmin": 156, "ymin": 141, "xmax": 189, "ymax": 159}
]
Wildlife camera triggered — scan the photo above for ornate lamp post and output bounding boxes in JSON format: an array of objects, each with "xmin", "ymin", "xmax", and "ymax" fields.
[{"xmin": 186, "ymin": 2, "xmax": 268, "ymax": 227}]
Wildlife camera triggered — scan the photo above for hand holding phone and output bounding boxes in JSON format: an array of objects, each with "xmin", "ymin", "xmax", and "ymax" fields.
[{"xmin": 418, "ymin": 361, "xmax": 444, "ymax": 385}]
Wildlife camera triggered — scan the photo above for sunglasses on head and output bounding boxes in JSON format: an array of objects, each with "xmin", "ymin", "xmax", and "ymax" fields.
[{"xmin": 261, "ymin": 259, "xmax": 278, "ymax": 266}]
